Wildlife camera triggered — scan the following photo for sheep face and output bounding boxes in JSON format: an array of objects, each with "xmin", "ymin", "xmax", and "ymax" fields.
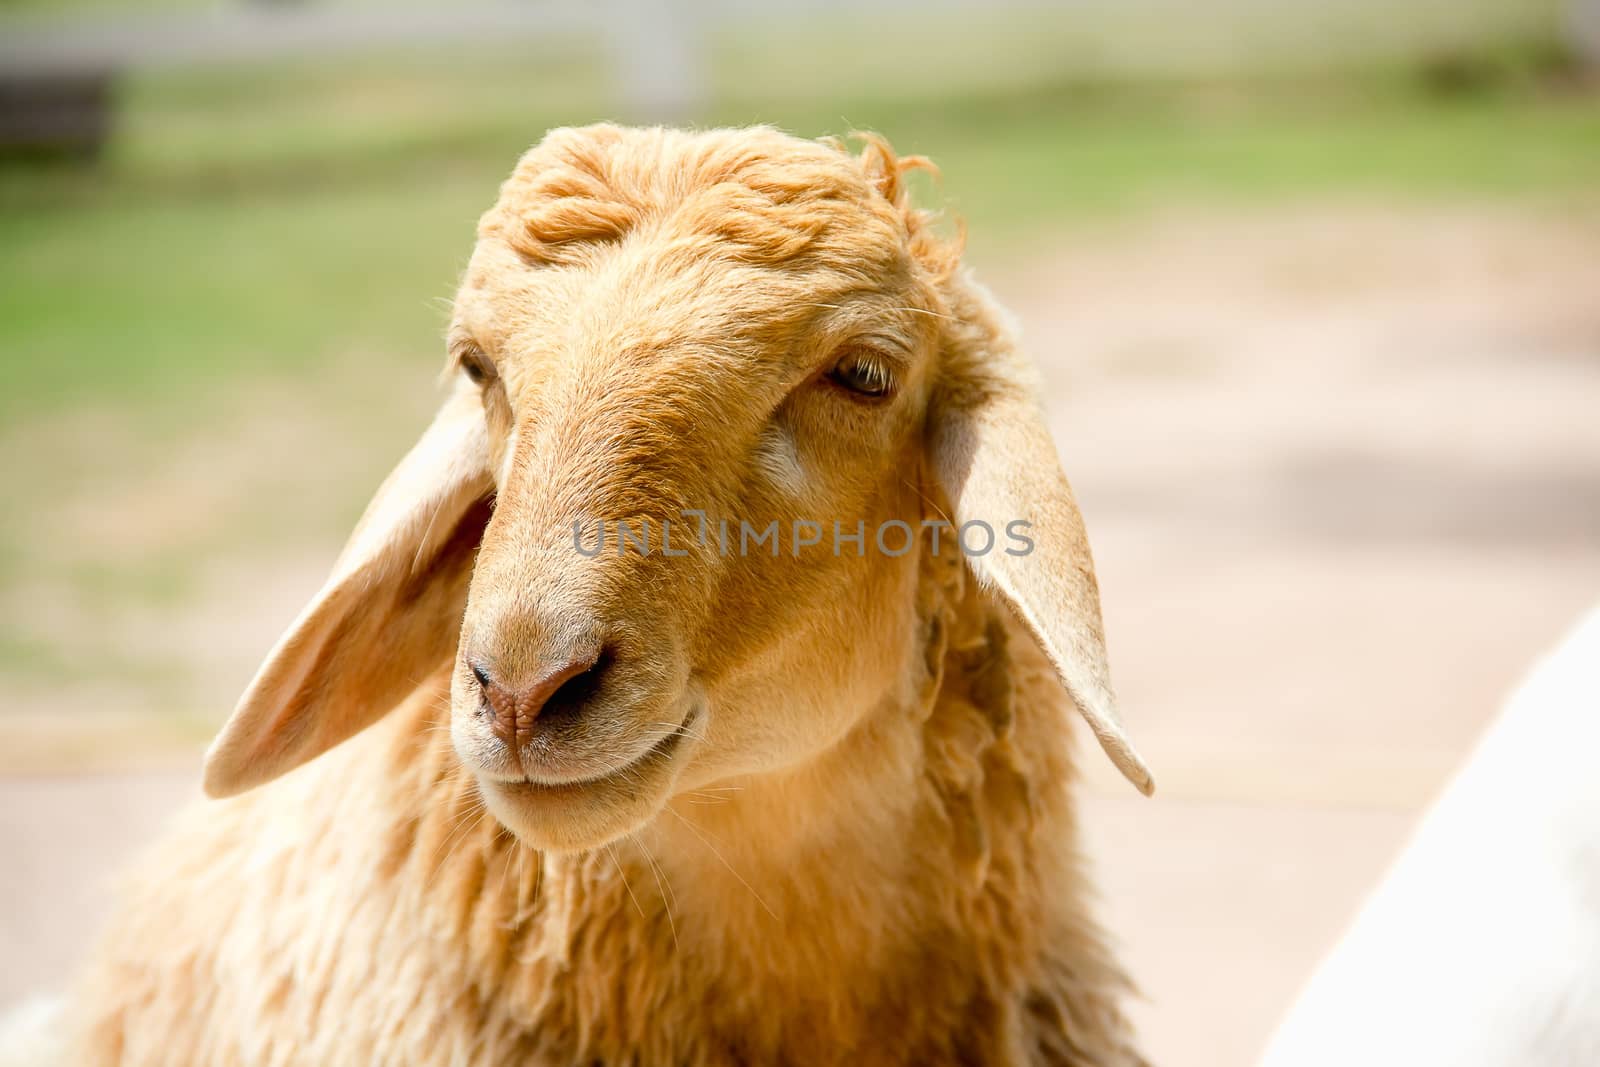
[
  {"xmin": 199, "ymin": 125, "xmax": 1152, "ymax": 847},
  {"xmin": 442, "ymin": 129, "xmax": 949, "ymax": 848}
]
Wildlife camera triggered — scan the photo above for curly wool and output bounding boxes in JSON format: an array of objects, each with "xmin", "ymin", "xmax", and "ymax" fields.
[{"xmin": 69, "ymin": 548, "xmax": 1142, "ymax": 1066}]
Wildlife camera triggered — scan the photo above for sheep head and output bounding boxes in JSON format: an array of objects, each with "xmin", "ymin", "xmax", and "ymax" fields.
[{"xmin": 201, "ymin": 125, "xmax": 1153, "ymax": 850}]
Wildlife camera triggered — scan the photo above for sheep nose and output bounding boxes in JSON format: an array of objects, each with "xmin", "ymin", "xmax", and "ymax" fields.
[{"xmin": 470, "ymin": 646, "xmax": 604, "ymax": 748}]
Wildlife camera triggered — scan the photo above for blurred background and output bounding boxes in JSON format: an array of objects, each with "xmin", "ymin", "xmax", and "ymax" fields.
[{"xmin": 2, "ymin": 1, "xmax": 1598, "ymax": 1062}]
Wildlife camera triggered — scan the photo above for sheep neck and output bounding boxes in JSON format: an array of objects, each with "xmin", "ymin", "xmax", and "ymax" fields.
[{"xmin": 379, "ymin": 551, "xmax": 1140, "ymax": 1062}]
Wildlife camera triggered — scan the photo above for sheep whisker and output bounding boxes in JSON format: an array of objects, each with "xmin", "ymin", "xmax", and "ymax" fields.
[
  {"xmin": 605, "ymin": 843, "xmax": 646, "ymax": 921},
  {"xmin": 667, "ymin": 809, "xmax": 778, "ymax": 922},
  {"xmin": 425, "ymin": 792, "xmax": 491, "ymax": 890},
  {"xmin": 631, "ymin": 832, "xmax": 680, "ymax": 953}
]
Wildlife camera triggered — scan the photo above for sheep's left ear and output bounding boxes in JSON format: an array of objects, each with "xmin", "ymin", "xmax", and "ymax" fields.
[
  {"xmin": 202, "ymin": 382, "xmax": 495, "ymax": 798},
  {"xmin": 929, "ymin": 351, "xmax": 1154, "ymax": 797}
]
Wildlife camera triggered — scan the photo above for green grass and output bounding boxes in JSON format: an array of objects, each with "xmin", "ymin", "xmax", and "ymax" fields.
[
  {"xmin": 901, "ymin": 90, "xmax": 1600, "ymax": 225},
  {"xmin": 0, "ymin": 173, "xmax": 484, "ymax": 414}
]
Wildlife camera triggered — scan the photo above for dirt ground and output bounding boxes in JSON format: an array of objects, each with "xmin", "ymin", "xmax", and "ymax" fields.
[{"xmin": 4, "ymin": 203, "xmax": 1599, "ymax": 1065}]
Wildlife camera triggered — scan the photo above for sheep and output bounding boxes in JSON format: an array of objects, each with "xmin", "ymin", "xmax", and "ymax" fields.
[
  {"xmin": 0, "ymin": 997, "xmax": 62, "ymax": 1067},
  {"xmin": 1259, "ymin": 602, "xmax": 1600, "ymax": 1067},
  {"xmin": 43, "ymin": 124, "xmax": 1156, "ymax": 1066}
]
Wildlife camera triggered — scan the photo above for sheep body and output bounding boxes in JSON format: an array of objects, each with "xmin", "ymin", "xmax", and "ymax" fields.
[
  {"xmin": 1260, "ymin": 603, "xmax": 1600, "ymax": 1067},
  {"xmin": 68, "ymin": 561, "xmax": 1142, "ymax": 1065},
  {"xmin": 0, "ymin": 997, "xmax": 61, "ymax": 1067}
]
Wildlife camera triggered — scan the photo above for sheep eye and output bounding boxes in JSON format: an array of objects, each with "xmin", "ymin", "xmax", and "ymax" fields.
[
  {"xmin": 826, "ymin": 349, "xmax": 894, "ymax": 400},
  {"xmin": 460, "ymin": 351, "xmax": 495, "ymax": 387}
]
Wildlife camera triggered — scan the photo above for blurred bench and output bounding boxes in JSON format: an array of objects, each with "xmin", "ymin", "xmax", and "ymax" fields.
[{"xmin": 0, "ymin": 71, "xmax": 115, "ymax": 162}]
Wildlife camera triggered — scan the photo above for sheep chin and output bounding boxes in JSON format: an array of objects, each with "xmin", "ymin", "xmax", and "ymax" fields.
[{"xmin": 474, "ymin": 709, "xmax": 698, "ymax": 852}]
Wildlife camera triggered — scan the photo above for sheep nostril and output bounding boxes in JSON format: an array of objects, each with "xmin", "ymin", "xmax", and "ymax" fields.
[
  {"xmin": 470, "ymin": 643, "xmax": 607, "ymax": 747},
  {"xmin": 470, "ymin": 661, "xmax": 493, "ymax": 691},
  {"xmin": 536, "ymin": 646, "xmax": 613, "ymax": 723}
]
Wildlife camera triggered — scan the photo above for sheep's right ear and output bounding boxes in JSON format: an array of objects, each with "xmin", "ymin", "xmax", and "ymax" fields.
[
  {"xmin": 929, "ymin": 370, "xmax": 1154, "ymax": 797},
  {"xmin": 203, "ymin": 384, "xmax": 495, "ymax": 798}
]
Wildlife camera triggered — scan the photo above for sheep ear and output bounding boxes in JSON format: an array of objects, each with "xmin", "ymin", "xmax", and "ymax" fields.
[
  {"xmin": 203, "ymin": 384, "xmax": 495, "ymax": 798},
  {"xmin": 929, "ymin": 382, "xmax": 1155, "ymax": 797}
]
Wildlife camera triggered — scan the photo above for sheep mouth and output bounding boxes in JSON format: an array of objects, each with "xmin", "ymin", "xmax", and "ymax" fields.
[{"xmin": 489, "ymin": 707, "xmax": 698, "ymax": 803}]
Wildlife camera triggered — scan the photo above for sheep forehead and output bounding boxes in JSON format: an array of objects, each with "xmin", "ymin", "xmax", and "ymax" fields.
[
  {"xmin": 455, "ymin": 125, "xmax": 952, "ymax": 407},
  {"xmin": 458, "ymin": 240, "xmax": 837, "ymax": 384},
  {"xmin": 461, "ymin": 236, "xmax": 928, "ymax": 391}
]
